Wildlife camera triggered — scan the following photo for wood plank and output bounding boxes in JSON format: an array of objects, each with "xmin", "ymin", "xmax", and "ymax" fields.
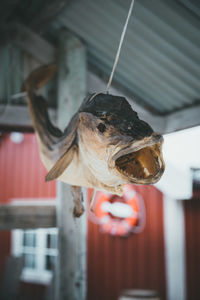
[
  {"xmin": 0, "ymin": 22, "xmax": 55, "ymax": 63},
  {"xmin": 56, "ymin": 30, "xmax": 87, "ymax": 300},
  {"xmin": 2, "ymin": 21, "xmax": 198, "ymax": 135},
  {"xmin": 0, "ymin": 105, "xmax": 57, "ymax": 131},
  {"xmin": 15, "ymin": 23, "xmax": 55, "ymax": 64},
  {"xmin": 0, "ymin": 1, "xmax": 19, "ymax": 24},
  {"xmin": 29, "ymin": 0, "xmax": 69, "ymax": 34},
  {"xmin": 0, "ymin": 0, "xmax": 69, "ymax": 39},
  {"xmin": 165, "ymin": 104, "xmax": 200, "ymax": 133},
  {"xmin": 0, "ymin": 203, "xmax": 56, "ymax": 230},
  {"xmin": 163, "ymin": 196, "xmax": 186, "ymax": 300}
]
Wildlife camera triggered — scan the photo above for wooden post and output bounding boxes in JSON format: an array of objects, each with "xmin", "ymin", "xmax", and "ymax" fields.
[
  {"xmin": 56, "ymin": 30, "xmax": 87, "ymax": 300},
  {"xmin": 163, "ymin": 196, "xmax": 186, "ymax": 300}
]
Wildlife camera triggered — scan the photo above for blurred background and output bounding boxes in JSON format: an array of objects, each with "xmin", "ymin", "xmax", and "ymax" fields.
[{"xmin": 0, "ymin": 0, "xmax": 200, "ymax": 300}]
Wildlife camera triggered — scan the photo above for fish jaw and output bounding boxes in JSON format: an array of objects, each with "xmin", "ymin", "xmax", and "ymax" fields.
[{"xmin": 108, "ymin": 132, "xmax": 165, "ymax": 185}]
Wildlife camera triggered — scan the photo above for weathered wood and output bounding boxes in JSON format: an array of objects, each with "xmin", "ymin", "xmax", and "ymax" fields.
[
  {"xmin": 0, "ymin": 203, "xmax": 56, "ymax": 230},
  {"xmin": 0, "ymin": 104, "xmax": 57, "ymax": 130},
  {"xmin": 0, "ymin": 0, "xmax": 19, "ymax": 25},
  {"xmin": 0, "ymin": 23, "xmax": 55, "ymax": 63},
  {"xmin": 57, "ymin": 30, "xmax": 87, "ymax": 130},
  {"xmin": 29, "ymin": 0, "xmax": 69, "ymax": 34},
  {"xmin": 165, "ymin": 104, "xmax": 200, "ymax": 133},
  {"xmin": 163, "ymin": 196, "xmax": 186, "ymax": 300},
  {"xmin": 1, "ymin": 21, "xmax": 199, "ymax": 134},
  {"xmin": 0, "ymin": 0, "xmax": 68, "ymax": 38},
  {"xmin": 56, "ymin": 30, "xmax": 87, "ymax": 300},
  {"xmin": 15, "ymin": 23, "xmax": 55, "ymax": 64},
  {"xmin": 0, "ymin": 40, "xmax": 57, "ymax": 131}
]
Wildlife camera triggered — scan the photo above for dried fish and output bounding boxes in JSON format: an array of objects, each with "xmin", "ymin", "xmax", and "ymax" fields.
[{"xmin": 25, "ymin": 65, "xmax": 165, "ymax": 217}]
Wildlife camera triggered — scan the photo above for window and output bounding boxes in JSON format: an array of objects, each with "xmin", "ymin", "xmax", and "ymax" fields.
[{"xmin": 12, "ymin": 228, "xmax": 58, "ymax": 284}]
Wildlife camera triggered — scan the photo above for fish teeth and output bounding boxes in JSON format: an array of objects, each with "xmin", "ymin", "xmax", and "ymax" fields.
[
  {"xmin": 143, "ymin": 167, "xmax": 150, "ymax": 176},
  {"xmin": 123, "ymin": 170, "xmax": 130, "ymax": 176}
]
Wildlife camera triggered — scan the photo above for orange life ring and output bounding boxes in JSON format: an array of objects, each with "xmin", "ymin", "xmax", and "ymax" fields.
[{"xmin": 93, "ymin": 185, "xmax": 140, "ymax": 236}]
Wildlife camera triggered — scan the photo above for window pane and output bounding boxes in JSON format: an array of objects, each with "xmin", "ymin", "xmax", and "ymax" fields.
[
  {"xmin": 23, "ymin": 232, "xmax": 36, "ymax": 247},
  {"xmin": 45, "ymin": 255, "xmax": 56, "ymax": 271},
  {"xmin": 24, "ymin": 253, "xmax": 36, "ymax": 269},
  {"xmin": 47, "ymin": 233, "xmax": 57, "ymax": 249}
]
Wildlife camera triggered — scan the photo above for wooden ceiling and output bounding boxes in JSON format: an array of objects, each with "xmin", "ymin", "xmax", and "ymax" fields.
[{"xmin": 0, "ymin": 0, "xmax": 200, "ymax": 133}]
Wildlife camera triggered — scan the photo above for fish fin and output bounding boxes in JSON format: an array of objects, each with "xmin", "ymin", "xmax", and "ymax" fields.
[
  {"xmin": 71, "ymin": 186, "xmax": 85, "ymax": 217},
  {"xmin": 45, "ymin": 145, "xmax": 77, "ymax": 181}
]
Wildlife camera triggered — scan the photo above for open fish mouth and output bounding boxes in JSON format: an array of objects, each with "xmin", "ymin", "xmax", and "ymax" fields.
[{"xmin": 110, "ymin": 133, "xmax": 165, "ymax": 184}]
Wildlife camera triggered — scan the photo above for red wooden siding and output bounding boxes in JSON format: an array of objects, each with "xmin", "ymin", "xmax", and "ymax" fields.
[
  {"xmin": 0, "ymin": 133, "xmax": 56, "ymax": 298},
  {"xmin": 0, "ymin": 133, "xmax": 56, "ymax": 204},
  {"xmin": 87, "ymin": 186, "xmax": 166, "ymax": 300},
  {"xmin": 19, "ymin": 282, "xmax": 47, "ymax": 300},
  {"xmin": 0, "ymin": 231, "xmax": 10, "ymax": 283},
  {"xmin": 184, "ymin": 199, "xmax": 200, "ymax": 300},
  {"xmin": 0, "ymin": 133, "xmax": 167, "ymax": 300}
]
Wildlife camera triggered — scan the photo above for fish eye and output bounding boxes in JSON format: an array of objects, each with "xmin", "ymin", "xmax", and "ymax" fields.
[{"xmin": 97, "ymin": 123, "xmax": 106, "ymax": 133}]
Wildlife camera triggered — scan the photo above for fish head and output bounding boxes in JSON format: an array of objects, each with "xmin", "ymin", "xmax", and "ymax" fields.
[{"xmin": 78, "ymin": 93, "xmax": 165, "ymax": 185}]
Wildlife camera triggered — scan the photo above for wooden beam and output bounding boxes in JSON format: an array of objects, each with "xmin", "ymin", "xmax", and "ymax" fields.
[
  {"xmin": 0, "ymin": 1, "xmax": 69, "ymax": 38},
  {"xmin": 0, "ymin": 203, "xmax": 56, "ymax": 230},
  {"xmin": 15, "ymin": 23, "xmax": 55, "ymax": 64},
  {"xmin": 0, "ymin": 0, "xmax": 19, "ymax": 26},
  {"xmin": 29, "ymin": 0, "xmax": 69, "ymax": 34},
  {"xmin": 0, "ymin": 105, "xmax": 57, "ymax": 131},
  {"xmin": 0, "ymin": 22, "xmax": 55, "ymax": 64},
  {"xmin": 2, "ymin": 22, "xmax": 198, "ymax": 134},
  {"xmin": 163, "ymin": 196, "xmax": 186, "ymax": 300},
  {"xmin": 165, "ymin": 104, "xmax": 200, "ymax": 133},
  {"xmin": 56, "ymin": 30, "xmax": 87, "ymax": 300}
]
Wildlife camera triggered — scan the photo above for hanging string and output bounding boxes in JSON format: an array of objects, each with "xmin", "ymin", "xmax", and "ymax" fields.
[
  {"xmin": 89, "ymin": 189, "xmax": 96, "ymax": 212},
  {"xmin": 106, "ymin": 0, "xmax": 135, "ymax": 94}
]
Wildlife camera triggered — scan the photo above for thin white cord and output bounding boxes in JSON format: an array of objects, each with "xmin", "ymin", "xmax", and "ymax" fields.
[
  {"xmin": 89, "ymin": 189, "xmax": 96, "ymax": 212},
  {"xmin": 106, "ymin": 0, "xmax": 135, "ymax": 93}
]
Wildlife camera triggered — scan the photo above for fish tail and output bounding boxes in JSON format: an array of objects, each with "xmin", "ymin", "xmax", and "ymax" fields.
[
  {"xmin": 24, "ymin": 65, "xmax": 62, "ymax": 155},
  {"xmin": 23, "ymin": 64, "xmax": 57, "ymax": 91}
]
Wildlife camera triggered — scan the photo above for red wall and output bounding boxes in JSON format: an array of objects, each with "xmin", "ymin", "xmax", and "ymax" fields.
[
  {"xmin": 184, "ymin": 199, "xmax": 200, "ymax": 300},
  {"xmin": 0, "ymin": 231, "xmax": 10, "ymax": 284},
  {"xmin": 0, "ymin": 133, "xmax": 167, "ymax": 300},
  {"xmin": 87, "ymin": 186, "xmax": 166, "ymax": 300},
  {"xmin": 0, "ymin": 133, "xmax": 56, "ymax": 297},
  {"xmin": 0, "ymin": 133, "xmax": 56, "ymax": 204}
]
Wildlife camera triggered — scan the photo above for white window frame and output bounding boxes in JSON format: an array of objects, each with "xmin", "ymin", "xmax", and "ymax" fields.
[{"xmin": 12, "ymin": 228, "xmax": 58, "ymax": 285}]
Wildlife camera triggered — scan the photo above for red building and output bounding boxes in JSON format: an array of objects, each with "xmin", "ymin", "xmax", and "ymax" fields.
[{"xmin": 0, "ymin": 133, "xmax": 199, "ymax": 300}]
